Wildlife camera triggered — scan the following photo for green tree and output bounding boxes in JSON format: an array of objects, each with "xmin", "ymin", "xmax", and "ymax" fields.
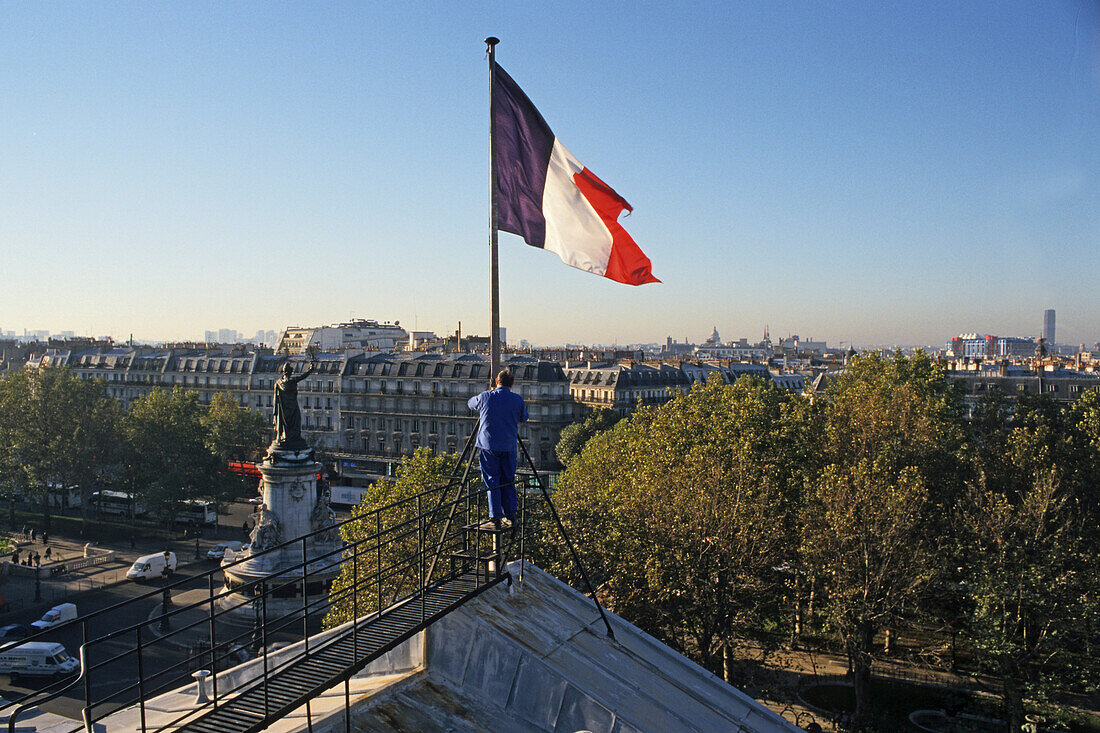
[
  {"xmin": 120, "ymin": 387, "xmax": 219, "ymax": 525},
  {"xmin": 962, "ymin": 392, "xmax": 1100, "ymax": 730},
  {"xmin": 0, "ymin": 365, "xmax": 120, "ymax": 531},
  {"xmin": 544, "ymin": 374, "xmax": 809, "ymax": 680},
  {"xmin": 0, "ymin": 372, "xmax": 33, "ymax": 528},
  {"xmin": 555, "ymin": 408, "xmax": 620, "ymax": 467},
  {"xmin": 800, "ymin": 352, "xmax": 965, "ymax": 730},
  {"xmin": 201, "ymin": 392, "xmax": 269, "ymax": 508},
  {"xmin": 324, "ymin": 448, "xmax": 461, "ymax": 629}
]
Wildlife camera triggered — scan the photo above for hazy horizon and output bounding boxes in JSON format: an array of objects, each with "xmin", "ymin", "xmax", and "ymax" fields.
[{"xmin": 0, "ymin": 317, "xmax": 1070, "ymax": 353}]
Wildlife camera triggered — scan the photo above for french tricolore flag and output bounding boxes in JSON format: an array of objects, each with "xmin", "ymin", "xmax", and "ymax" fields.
[{"xmin": 493, "ymin": 64, "xmax": 659, "ymax": 286}]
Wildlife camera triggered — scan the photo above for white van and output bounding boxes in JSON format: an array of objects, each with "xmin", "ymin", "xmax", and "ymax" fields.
[
  {"xmin": 207, "ymin": 541, "xmax": 242, "ymax": 562},
  {"xmin": 0, "ymin": 641, "xmax": 80, "ymax": 681},
  {"xmin": 126, "ymin": 551, "xmax": 178, "ymax": 581},
  {"xmin": 30, "ymin": 603, "xmax": 77, "ymax": 631}
]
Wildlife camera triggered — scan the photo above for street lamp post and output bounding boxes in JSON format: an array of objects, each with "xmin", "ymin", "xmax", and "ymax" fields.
[{"xmin": 158, "ymin": 582, "xmax": 172, "ymax": 632}]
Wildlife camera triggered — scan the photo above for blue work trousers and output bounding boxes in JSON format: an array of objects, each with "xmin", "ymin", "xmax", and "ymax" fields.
[{"xmin": 479, "ymin": 449, "xmax": 518, "ymax": 519}]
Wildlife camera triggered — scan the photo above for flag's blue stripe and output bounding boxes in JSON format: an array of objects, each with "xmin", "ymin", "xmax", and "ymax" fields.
[{"xmin": 493, "ymin": 63, "xmax": 554, "ymax": 249}]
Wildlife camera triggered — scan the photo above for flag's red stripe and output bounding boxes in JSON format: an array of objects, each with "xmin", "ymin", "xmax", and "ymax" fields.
[{"xmin": 572, "ymin": 168, "xmax": 660, "ymax": 285}]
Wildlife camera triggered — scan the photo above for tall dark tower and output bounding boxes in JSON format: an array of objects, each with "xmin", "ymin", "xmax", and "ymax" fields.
[{"xmin": 1043, "ymin": 309, "xmax": 1056, "ymax": 346}]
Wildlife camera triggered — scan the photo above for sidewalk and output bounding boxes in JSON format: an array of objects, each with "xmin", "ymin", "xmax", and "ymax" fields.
[
  {"xmin": 143, "ymin": 587, "xmax": 266, "ymax": 679},
  {"xmin": 145, "ymin": 587, "xmax": 230, "ymax": 652},
  {"xmin": 0, "ymin": 529, "xmax": 233, "ymax": 620}
]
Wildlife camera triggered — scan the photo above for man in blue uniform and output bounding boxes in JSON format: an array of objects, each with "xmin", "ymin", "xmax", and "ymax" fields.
[{"xmin": 468, "ymin": 369, "xmax": 528, "ymax": 530}]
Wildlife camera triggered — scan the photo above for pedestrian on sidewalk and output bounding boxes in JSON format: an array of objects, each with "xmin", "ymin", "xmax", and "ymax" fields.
[
  {"xmin": 42, "ymin": 531, "xmax": 48, "ymax": 545},
  {"xmin": 44, "ymin": 547, "xmax": 52, "ymax": 561},
  {"xmin": 11, "ymin": 549, "xmax": 19, "ymax": 564},
  {"xmin": 33, "ymin": 551, "xmax": 40, "ymax": 567},
  {"xmin": 30, "ymin": 528, "xmax": 37, "ymax": 543}
]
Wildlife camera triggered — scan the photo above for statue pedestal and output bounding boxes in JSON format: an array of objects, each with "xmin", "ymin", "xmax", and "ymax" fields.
[{"xmin": 219, "ymin": 451, "xmax": 342, "ymax": 628}]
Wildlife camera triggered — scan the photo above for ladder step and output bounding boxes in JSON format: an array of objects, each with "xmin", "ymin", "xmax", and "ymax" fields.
[
  {"xmin": 194, "ymin": 709, "xmax": 262, "ymax": 730},
  {"xmin": 231, "ymin": 699, "xmax": 273, "ymax": 716},
  {"xmin": 462, "ymin": 521, "xmax": 505, "ymax": 533},
  {"xmin": 449, "ymin": 551, "xmax": 502, "ymax": 562},
  {"xmin": 184, "ymin": 721, "xmax": 241, "ymax": 733}
]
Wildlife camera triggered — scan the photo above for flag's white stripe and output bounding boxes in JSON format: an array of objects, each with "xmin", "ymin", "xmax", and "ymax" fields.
[{"xmin": 541, "ymin": 139, "xmax": 612, "ymax": 276}]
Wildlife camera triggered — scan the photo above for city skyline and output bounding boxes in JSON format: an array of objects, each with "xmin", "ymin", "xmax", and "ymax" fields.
[
  {"xmin": 3, "ymin": 3, "xmax": 1098, "ymax": 347},
  {"xmin": 3, "ymin": 309, "xmax": 1089, "ymax": 352}
]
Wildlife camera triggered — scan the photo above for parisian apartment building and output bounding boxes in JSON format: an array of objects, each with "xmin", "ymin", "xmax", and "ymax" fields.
[
  {"xmin": 35, "ymin": 347, "xmax": 576, "ymax": 474},
  {"xmin": 29, "ymin": 343, "xmax": 824, "ymax": 477}
]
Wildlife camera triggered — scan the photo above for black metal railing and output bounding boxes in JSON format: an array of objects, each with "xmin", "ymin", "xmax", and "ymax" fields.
[{"xmin": 1, "ymin": 434, "xmax": 608, "ymax": 733}]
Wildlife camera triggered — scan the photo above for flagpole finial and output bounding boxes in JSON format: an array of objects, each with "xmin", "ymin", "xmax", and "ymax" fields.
[{"xmin": 485, "ymin": 37, "xmax": 499, "ymax": 50}]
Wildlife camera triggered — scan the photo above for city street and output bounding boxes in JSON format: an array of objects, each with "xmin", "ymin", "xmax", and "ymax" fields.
[
  {"xmin": 0, "ymin": 501, "xmax": 276, "ymax": 724},
  {"xmin": 1, "ymin": 566, "xmax": 209, "ymax": 722}
]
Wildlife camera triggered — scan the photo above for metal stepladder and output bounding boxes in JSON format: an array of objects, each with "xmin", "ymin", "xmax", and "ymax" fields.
[{"xmin": 430, "ymin": 421, "xmax": 615, "ymax": 639}]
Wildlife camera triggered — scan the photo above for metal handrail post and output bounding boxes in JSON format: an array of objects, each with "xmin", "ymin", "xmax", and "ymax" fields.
[
  {"xmin": 207, "ymin": 573, "xmax": 218, "ymax": 706},
  {"xmin": 261, "ymin": 585, "xmax": 269, "ymax": 718},
  {"xmin": 343, "ymin": 677, "xmax": 351, "ymax": 731},
  {"xmin": 301, "ymin": 536, "xmax": 310, "ymax": 653},
  {"xmin": 82, "ymin": 620, "xmax": 92, "ymax": 733},
  {"xmin": 418, "ymin": 493, "xmax": 425, "ymax": 624},
  {"xmin": 517, "ymin": 437, "xmax": 615, "ymax": 639},
  {"xmin": 352, "ymin": 537, "xmax": 359, "ymax": 659},
  {"xmin": 519, "ymin": 476, "xmax": 526, "ymax": 584},
  {"xmin": 376, "ymin": 511, "xmax": 382, "ymax": 615},
  {"xmin": 136, "ymin": 625, "xmax": 146, "ymax": 732}
]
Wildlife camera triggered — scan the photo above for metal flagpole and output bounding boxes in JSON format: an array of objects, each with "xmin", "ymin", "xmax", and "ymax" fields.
[{"xmin": 486, "ymin": 36, "xmax": 501, "ymax": 386}]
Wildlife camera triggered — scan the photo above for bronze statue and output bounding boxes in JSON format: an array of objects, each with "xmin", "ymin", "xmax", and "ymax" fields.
[{"xmin": 272, "ymin": 358, "xmax": 315, "ymax": 450}]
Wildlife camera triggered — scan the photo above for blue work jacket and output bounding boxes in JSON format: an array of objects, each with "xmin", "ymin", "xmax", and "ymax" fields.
[{"xmin": 468, "ymin": 387, "xmax": 529, "ymax": 452}]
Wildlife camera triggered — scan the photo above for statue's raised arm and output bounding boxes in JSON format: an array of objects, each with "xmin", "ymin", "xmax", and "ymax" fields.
[{"xmin": 289, "ymin": 359, "xmax": 316, "ymax": 385}]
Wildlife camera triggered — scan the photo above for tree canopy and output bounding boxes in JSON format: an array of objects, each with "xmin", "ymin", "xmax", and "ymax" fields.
[
  {"xmin": 324, "ymin": 448, "xmax": 461, "ymax": 629},
  {"xmin": 962, "ymin": 390, "xmax": 1100, "ymax": 730},
  {"xmin": 555, "ymin": 408, "xmax": 620, "ymax": 467},
  {"xmin": 543, "ymin": 373, "xmax": 810, "ymax": 678},
  {"xmin": 801, "ymin": 352, "xmax": 967, "ymax": 727},
  {"xmin": 120, "ymin": 387, "xmax": 220, "ymax": 522},
  {"xmin": 0, "ymin": 365, "xmax": 120, "ymax": 528}
]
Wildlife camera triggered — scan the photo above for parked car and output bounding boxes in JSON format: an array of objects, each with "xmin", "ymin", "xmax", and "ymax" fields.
[
  {"xmin": 0, "ymin": 625, "xmax": 30, "ymax": 641},
  {"xmin": 207, "ymin": 541, "xmax": 243, "ymax": 561},
  {"xmin": 126, "ymin": 551, "xmax": 178, "ymax": 581},
  {"xmin": 0, "ymin": 641, "xmax": 79, "ymax": 681},
  {"xmin": 30, "ymin": 603, "xmax": 77, "ymax": 631}
]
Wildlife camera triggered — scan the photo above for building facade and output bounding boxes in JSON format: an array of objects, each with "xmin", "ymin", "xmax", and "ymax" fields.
[
  {"xmin": 57, "ymin": 347, "xmax": 570, "ymax": 473},
  {"xmin": 947, "ymin": 362, "xmax": 1100, "ymax": 415},
  {"xmin": 565, "ymin": 360, "xmax": 799, "ymax": 418},
  {"xmin": 277, "ymin": 320, "xmax": 408, "ymax": 355},
  {"xmin": 566, "ymin": 362, "xmax": 690, "ymax": 418},
  {"xmin": 947, "ymin": 334, "xmax": 1037, "ymax": 359}
]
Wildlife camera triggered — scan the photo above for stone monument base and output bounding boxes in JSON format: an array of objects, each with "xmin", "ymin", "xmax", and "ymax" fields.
[{"xmin": 219, "ymin": 450, "xmax": 343, "ymax": 631}]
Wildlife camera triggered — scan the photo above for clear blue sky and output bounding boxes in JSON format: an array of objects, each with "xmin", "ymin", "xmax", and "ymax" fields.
[{"xmin": 2, "ymin": 2, "xmax": 1097, "ymax": 348}]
